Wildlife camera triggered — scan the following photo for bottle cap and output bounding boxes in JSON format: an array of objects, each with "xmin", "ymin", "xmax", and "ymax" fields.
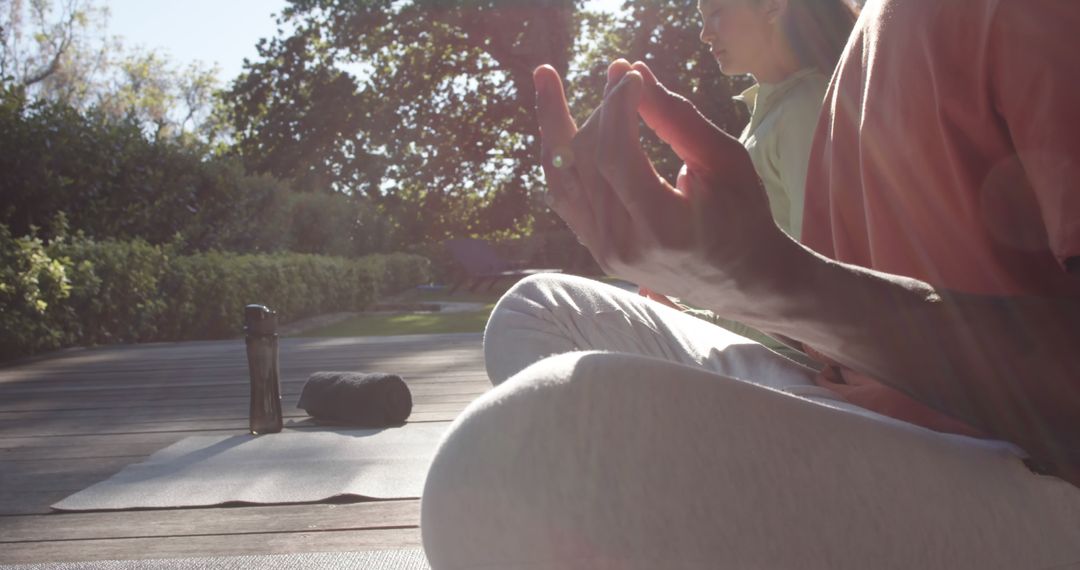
[{"xmin": 244, "ymin": 304, "xmax": 278, "ymax": 336}]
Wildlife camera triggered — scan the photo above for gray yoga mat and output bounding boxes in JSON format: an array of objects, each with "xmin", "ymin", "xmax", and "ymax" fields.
[
  {"xmin": 51, "ymin": 424, "xmax": 446, "ymax": 511},
  {"xmin": 0, "ymin": 549, "xmax": 430, "ymax": 570}
]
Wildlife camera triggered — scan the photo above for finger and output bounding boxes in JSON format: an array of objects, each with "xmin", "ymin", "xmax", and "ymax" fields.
[
  {"xmin": 544, "ymin": 170, "xmax": 619, "ymax": 274},
  {"xmin": 534, "ymin": 65, "xmax": 577, "ymax": 170},
  {"xmin": 570, "ymin": 105, "xmax": 636, "ymax": 266},
  {"xmin": 544, "ymin": 166, "xmax": 592, "ymax": 229},
  {"xmin": 597, "ymin": 71, "xmax": 673, "ymax": 220},
  {"xmin": 604, "ymin": 59, "xmax": 632, "ymax": 98},
  {"xmin": 534, "ymin": 65, "xmax": 583, "ymax": 213},
  {"xmin": 631, "ymin": 61, "xmax": 747, "ymax": 175},
  {"xmin": 534, "ymin": 68, "xmax": 594, "ymax": 250}
]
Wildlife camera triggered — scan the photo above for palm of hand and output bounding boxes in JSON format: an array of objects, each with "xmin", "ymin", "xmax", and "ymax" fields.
[{"xmin": 535, "ymin": 60, "xmax": 779, "ymax": 301}]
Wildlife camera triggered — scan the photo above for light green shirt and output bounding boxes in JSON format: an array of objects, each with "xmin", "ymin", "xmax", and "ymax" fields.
[{"xmin": 736, "ymin": 68, "xmax": 829, "ymax": 239}]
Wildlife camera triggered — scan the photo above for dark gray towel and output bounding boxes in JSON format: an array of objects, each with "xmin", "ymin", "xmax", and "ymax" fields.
[{"xmin": 297, "ymin": 372, "xmax": 412, "ymax": 426}]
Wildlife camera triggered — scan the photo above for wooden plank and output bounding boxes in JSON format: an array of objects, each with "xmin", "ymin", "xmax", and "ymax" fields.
[
  {"xmin": 0, "ymin": 335, "xmax": 483, "ymax": 384},
  {"xmin": 0, "ymin": 389, "xmax": 487, "ymax": 416},
  {"xmin": 0, "ymin": 405, "xmax": 472, "ymax": 439},
  {"xmin": 0, "ymin": 395, "xmax": 478, "ymax": 421},
  {"xmin": 0, "ymin": 351, "xmax": 484, "ymax": 380},
  {"xmin": 0, "ymin": 455, "xmax": 136, "ymax": 479},
  {"xmin": 0, "ymin": 500, "xmax": 420, "ymax": 543},
  {"xmin": 31, "ymin": 413, "xmax": 457, "ymax": 438},
  {"xmin": 0, "ymin": 403, "xmax": 472, "ymax": 433},
  {"xmin": 0, "ymin": 527, "xmax": 422, "ymax": 564},
  {"xmin": 1, "ymin": 443, "xmax": 191, "ymax": 462},
  {"xmin": 0, "ymin": 375, "xmax": 487, "ymax": 400},
  {"xmin": 0, "ymin": 430, "xmax": 224, "ymax": 453},
  {"xmin": 0, "ymin": 464, "xmax": 123, "ymax": 494},
  {"xmin": 0, "ymin": 358, "xmax": 486, "ymax": 382},
  {"xmin": 0, "ymin": 490, "xmax": 78, "ymax": 516},
  {"xmin": 0, "ymin": 385, "xmax": 489, "ymax": 418},
  {"xmin": 0, "ymin": 449, "xmax": 147, "ymax": 462},
  {"xmin": 0, "ymin": 402, "xmax": 476, "ymax": 439},
  {"xmin": 0, "ymin": 372, "xmax": 487, "ymax": 399},
  {"xmin": 0, "ymin": 377, "xmax": 488, "ymax": 402}
]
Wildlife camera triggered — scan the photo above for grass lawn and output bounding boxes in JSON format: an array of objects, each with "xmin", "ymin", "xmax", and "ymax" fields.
[
  {"xmin": 292, "ymin": 282, "xmax": 514, "ymax": 337},
  {"xmin": 297, "ymin": 303, "xmax": 496, "ymax": 337},
  {"xmin": 291, "ymin": 275, "xmax": 627, "ymax": 338}
]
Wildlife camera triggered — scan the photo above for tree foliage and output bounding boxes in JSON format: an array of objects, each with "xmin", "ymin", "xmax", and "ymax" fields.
[
  {"xmin": 0, "ymin": 85, "xmax": 398, "ymax": 256},
  {"xmin": 0, "ymin": 0, "xmax": 109, "ymax": 100},
  {"xmin": 4, "ymin": 0, "xmax": 754, "ymax": 259},
  {"xmin": 1, "ymin": 0, "xmax": 223, "ymax": 140},
  {"xmin": 225, "ymin": 0, "xmax": 577, "ymax": 243},
  {"xmin": 95, "ymin": 48, "xmax": 222, "ymax": 142},
  {"xmin": 224, "ymin": 0, "xmax": 750, "ymax": 243}
]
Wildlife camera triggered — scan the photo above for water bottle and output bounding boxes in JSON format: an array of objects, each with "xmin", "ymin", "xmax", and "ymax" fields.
[{"xmin": 244, "ymin": 304, "xmax": 283, "ymax": 435}]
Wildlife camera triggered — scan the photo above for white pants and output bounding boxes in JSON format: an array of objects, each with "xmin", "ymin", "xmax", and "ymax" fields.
[{"xmin": 421, "ymin": 274, "xmax": 1080, "ymax": 569}]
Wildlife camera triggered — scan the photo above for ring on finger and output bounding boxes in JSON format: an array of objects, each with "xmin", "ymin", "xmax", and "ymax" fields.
[{"xmin": 551, "ymin": 146, "xmax": 576, "ymax": 170}]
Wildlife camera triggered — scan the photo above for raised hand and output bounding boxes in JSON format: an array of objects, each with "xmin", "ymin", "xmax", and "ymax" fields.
[{"xmin": 534, "ymin": 60, "xmax": 786, "ymax": 304}]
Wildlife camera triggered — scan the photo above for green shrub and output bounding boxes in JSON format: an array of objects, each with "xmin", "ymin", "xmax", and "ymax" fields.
[
  {"xmin": 0, "ymin": 91, "xmax": 406, "ymax": 259},
  {"xmin": 0, "ymin": 225, "xmax": 75, "ymax": 360},
  {"xmin": 54, "ymin": 237, "xmax": 170, "ymax": 345},
  {"xmin": 157, "ymin": 251, "xmax": 429, "ymax": 340},
  {"xmin": 0, "ymin": 226, "xmax": 431, "ymax": 359}
]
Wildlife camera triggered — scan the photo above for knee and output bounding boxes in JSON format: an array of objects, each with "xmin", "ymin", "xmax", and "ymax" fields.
[
  {"xmin": 491, "ymin": 273, "xmax": 586, "ymax": 314},
  {"xmin": 421, "ymin": 351, "xmax": 732, "ymax": 568},
  {"xmin": 421, "ymin": 352, "xmax": 592, "ymax": 568},
  {"xmin": 483, "ymin": 273, "xmax": 601, "ymax": 385}
]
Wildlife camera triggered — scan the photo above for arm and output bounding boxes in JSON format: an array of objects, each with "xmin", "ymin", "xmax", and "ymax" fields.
[
  {"xmin": 700, "ymin": 226, "xmax": 1080, "ymax": 470},
  {"xmin": 534, "ymin": 62, "xmax": 1080, "ymax": 475}
]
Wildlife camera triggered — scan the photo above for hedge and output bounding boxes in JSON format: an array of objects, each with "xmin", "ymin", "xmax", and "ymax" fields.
[{"xmin": 0, "ymin": 228, "xmax": 431, "ymax": 361}]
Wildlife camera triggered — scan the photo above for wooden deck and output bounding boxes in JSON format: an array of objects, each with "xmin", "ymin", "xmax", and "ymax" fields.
[{"xmin": 0, "ymin": 333, "xmax": 489, "ymax": 565}]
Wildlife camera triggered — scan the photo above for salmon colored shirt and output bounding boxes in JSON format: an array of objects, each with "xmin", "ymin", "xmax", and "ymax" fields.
[{"xmin": 801, "ymin": 0, "xmax": 1080, "ymax": 435}]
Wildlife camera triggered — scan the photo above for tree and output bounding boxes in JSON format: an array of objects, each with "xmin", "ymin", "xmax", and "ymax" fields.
[
  {"xmin": 225, "ymin": 0, "xmax": 751, "ymax": 245},
  {"xmin": 96, "ymin": 48, "xmax": 221, "ymax": 142},
  {"xmin": 1, "ymin": 0, "xmax": 223, "ymax": 142},
  {"xmin": 0, "ymin": 0, "xmax": 110, "ymax": 104},
  {"xmin": 224, "ymin": 0, "xmax": 579, "ymax": 244}
]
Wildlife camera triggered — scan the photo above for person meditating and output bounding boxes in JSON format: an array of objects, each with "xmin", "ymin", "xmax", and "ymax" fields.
[
  {"xmin": 703, "ymin": 0, "xmax": 856, "ymax": 238},
  {"xmin": 640, "ymin": 0, "xmax": 857, "ymax": 349},
  {"xmin": 421, "ymin": 0, "xmax": 1080, "ymax": 568}
]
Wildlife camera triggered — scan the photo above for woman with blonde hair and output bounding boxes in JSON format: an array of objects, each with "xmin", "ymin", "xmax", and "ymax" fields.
[
  {"xmin": 644, "ymin": 0, "xmax": 858, "ymax": 344},
  {"xmin": 701, "ymin": 0, "xmax": 858, "ymax": 237}
]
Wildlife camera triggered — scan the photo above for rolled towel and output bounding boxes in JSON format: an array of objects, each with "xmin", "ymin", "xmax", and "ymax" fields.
[{"xmin": 297, "ymin": 372, "xmax": 412, "ymax": 426}]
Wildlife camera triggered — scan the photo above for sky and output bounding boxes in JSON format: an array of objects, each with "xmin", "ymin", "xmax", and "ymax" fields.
[
  {"xmin": 103, "ymin": 0, "xmax": 626, "ymax": 84},
  {"xmin": 104, "ymin": 0, "xmax": 289, "ymax": 82}
]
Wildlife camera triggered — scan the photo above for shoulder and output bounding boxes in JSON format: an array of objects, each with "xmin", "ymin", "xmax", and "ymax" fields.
[
  {"xmin": 782, "ymin": 71, "xmax": 829, "ymax": 113},
  {"xmin": 773, "ymin": 71, "xmax": 829, "ymax": 135}
]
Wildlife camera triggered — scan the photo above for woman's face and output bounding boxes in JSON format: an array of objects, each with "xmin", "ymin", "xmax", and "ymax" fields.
[{"xmin": 698, "ymin": 0, "xmax": 778, "ymax": 77}]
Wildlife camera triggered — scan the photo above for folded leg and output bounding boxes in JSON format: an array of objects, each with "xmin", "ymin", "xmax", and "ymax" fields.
[
  {"xmin": 484, "ymin": 274, "xmax": 823, "ymax": 398},
  {"xmin": 422, "ymin": 351, "xmax": 1080, "ymax": 570}
]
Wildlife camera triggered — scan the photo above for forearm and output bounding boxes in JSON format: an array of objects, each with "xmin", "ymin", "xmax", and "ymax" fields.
[{"xmin": 697, "ymin": 234, "xmax": 1080, "ymax": 465}]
